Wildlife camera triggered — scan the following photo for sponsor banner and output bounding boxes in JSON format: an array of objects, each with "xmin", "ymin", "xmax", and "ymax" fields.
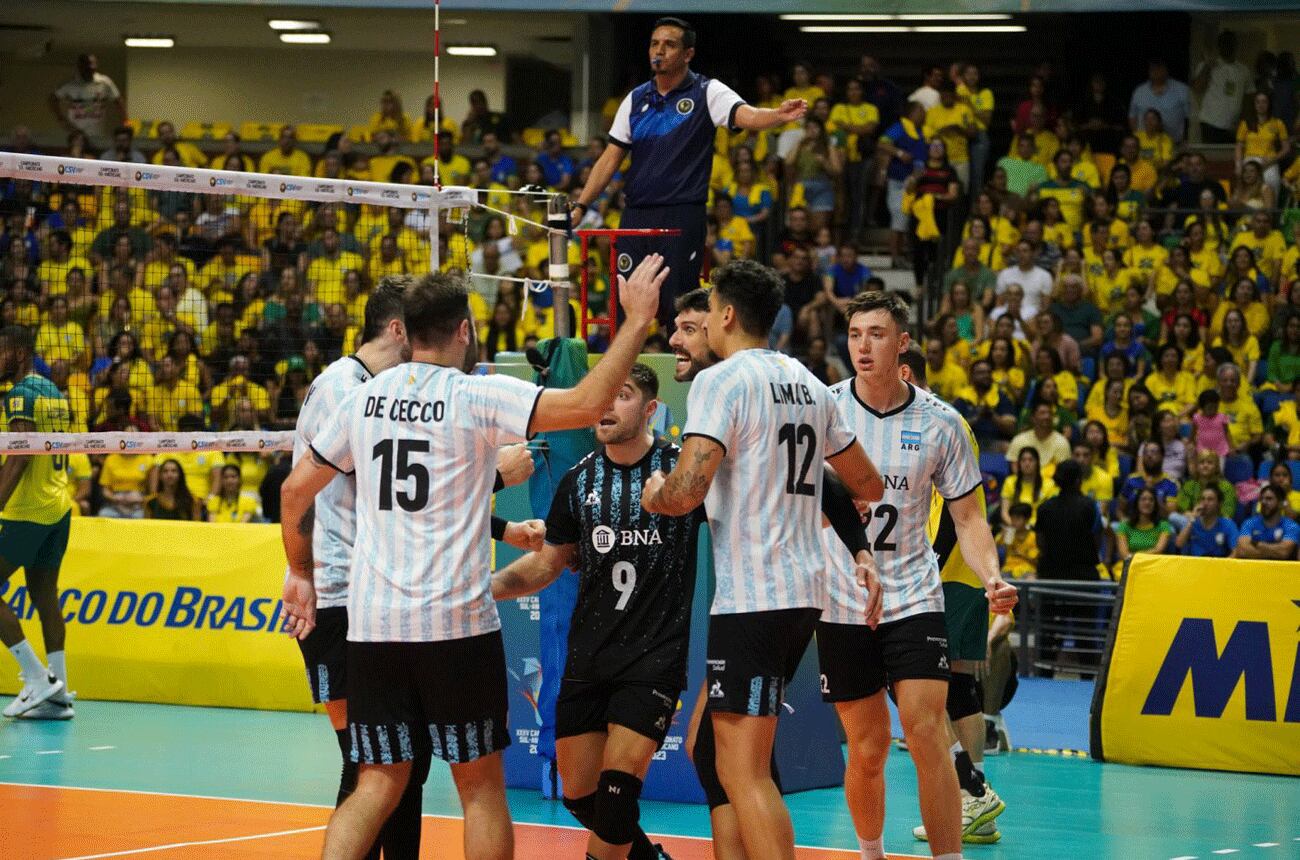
[
  {"xmin": 1091, "ymin": 555, "xmax": 1300, "ymax": 776},
  {"xmin": 0, "ymin": 519, "xmax": 315, "ymax": 712},
  {"xmin": 0, "ymin": 431, "xmax": 293, "ymax": 455}
]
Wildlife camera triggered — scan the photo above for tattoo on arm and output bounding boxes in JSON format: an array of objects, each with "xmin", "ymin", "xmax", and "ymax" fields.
[
  {"xmin": 297, "ymin": 502, "xmax": 315, "ymax": 537},
  {"xmin": 659, "ymin": 447, "xmax": 713, "ymax": 511}
]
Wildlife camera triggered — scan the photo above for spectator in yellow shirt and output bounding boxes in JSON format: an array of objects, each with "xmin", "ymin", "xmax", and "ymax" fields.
[
  {"xmin": 210, "ymin": 356, "xmax": 272, "ymax": 428},
  {"xmin": 1215, "ymin": 363, "xmax": 1263, "ymax": 454},
  {"xmin": 923, "ymin": 81, "xmax": 977, "ymax": 190},
  {"xmin": 1229, "ymin": 211, "xmax": 1287, "ymax": 284},
  {"xmin": 368, "ymin": 130, "xmax": 418, "ymax": 183},
  {"xmin": 136, "ymin": 232, "xmax": 196, "ymax": 295},
  {"xmin": 306, "ymin": 228, "xmax": 365, "ymax": 308},
  {"xmin": 36, "ymin": 230, "xmax": 92, "ymax": 298},
  {"xmin": 422, "ymin": 130, "xmax": 472, "ymax": 186},
  {"xmin": 1115, "ymin": 135, "xmax": 1158, "ymax": 193},
  {"xmin": 35, "ymin": 296, "xmax": 87, "ymax": 368},
  {"xmin": 150, "ymin": 121, "xmax": 208, "ymax": 168},
  {"xmin": 367, "ymin": 89, "xmax": 414, "ymax": 142},
  {"xmin": 148, "ymin": 355, "xmax": 204, "ymax": 432},
  {"xmin": 258, "ymin": 125, "xmax": 313, "ymax": 176},
  {"xmin": 712, "ymin": 196, "xmax": 755, "ymax": 259},
  {"xmin": 199, "ymin": 237, "xmax": 260, "ymax": 295},
  {"xmin": 783, "ymin": 61, "xmax": 825, "ymax": 110},
  {"xmin": 206, "ymin": 464, "xmax": 258, "ymax": 523},
  {"xmin": 98, "ymin": 450, "xmax": 151, "ymax": 518},
  {"xmin": 1137, "ymin": 109, "xmax": 1174, "ymax": 169},
  {"xmin": 1236, "ymin": 91, "xmax": 1289, "ymax": 197}
]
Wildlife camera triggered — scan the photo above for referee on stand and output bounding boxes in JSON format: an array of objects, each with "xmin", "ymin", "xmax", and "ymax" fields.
[{"xmin": 571, "ymin": 16, "xmax": 807, "ymax": 327}]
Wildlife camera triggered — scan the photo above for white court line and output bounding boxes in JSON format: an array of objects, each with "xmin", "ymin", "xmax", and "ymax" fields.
[
  {"xmin": 1, "ymin": 781, "xmax": 928, "ymax": 858},
  {"xmin": 1170, "ymin": 855, "xmax": 1198, "ymax": 859},
  {"xmin": 1211, "ymin": 850, "xmax": 1240, "ymax": 855},
  {"xmin": 36, "ymin": 749, "xmax": 63, "ymax": 755},
  {"xmin": 1253, "ymin": 843, "xmax": 1280, "ymax": 848},
  {"xmin": 54, "ymin": 825, "xmax": 326, "ymax": 859},
  {"xmin": 88, "ymin": 746, "xmax": 116, "ymax": 751}
]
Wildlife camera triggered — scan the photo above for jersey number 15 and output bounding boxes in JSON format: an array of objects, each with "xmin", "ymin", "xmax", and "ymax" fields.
[{"xmin": 372, "ymin": 439, "xmax": 429, "ymax": 511}]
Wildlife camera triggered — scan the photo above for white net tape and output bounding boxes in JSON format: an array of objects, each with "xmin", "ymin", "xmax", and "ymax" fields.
[
  {"xmin": 0, "ymin": 432, "xmax": 292, "ymax": 456},
  {"xmin": 0, "ymin": 153, "xmax": 475, "ymax": 211}
]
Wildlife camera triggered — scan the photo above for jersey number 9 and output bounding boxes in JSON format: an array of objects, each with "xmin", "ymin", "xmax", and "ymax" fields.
[{"xmin": 612, "ymin": 561, "xmax": 637, "ymax": 610}]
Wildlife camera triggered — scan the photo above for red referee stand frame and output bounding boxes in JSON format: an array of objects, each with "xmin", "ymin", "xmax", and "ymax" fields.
[{"xmin": 576, "ymin": 228, "xmax": 682, "ymax": 339}]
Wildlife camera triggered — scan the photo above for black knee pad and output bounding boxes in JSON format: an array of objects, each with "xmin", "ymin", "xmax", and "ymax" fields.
[
  {"xmin": 691, "ymin": 714, "xmax": 731, "ymax": 810},
  {"xmin": 946, "ymin": 672, "xmax": 982, "ymax": 722},
  {"xmin": 563, "ymin": 791, "xmax": 598, "ymax": 832},
  {"xmin": 592, "ymin": 769, "xmax": 642, "ymax": 846}
]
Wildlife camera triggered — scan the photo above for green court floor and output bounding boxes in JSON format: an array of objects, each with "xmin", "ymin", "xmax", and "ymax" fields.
[{"xmin": 1, "ymin": 701, "xmax": 1297, "ymax": 859}]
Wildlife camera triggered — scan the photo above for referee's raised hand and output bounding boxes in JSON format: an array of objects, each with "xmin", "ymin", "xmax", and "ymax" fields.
[{"xmin": 618, "ymin": 253, "xmax": 670, "ymax": 324}]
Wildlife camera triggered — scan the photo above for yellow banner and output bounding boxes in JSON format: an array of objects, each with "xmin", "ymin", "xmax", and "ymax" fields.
[
  {"xmin": 0, "ymin": 518, "xmax": 316, "ymax": 712},
  {"xmin": 1092, "ymin": 555, "xmax": 1300, "ymax": 776}
]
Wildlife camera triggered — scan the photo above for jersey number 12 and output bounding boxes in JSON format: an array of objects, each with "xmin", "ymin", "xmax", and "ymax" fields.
[{"xmin": 778, "ymin": 423, "xmax": 817, "ymax": 496}]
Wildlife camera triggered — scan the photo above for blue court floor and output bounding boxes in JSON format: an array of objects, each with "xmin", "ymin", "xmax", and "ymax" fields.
[{"xmin": 1, "ymin": 700, "xmax": 1298, "ymax": 859}]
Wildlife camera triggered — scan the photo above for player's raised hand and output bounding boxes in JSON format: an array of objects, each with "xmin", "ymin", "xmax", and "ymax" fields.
[
  {"xmin": 985, "ymin": 575, "xmax": 1019, "ymax": 615},
  {"xmin": 854, "ymin": 550, "xmax": 883, "ymax": 629},
  {"xmin": 618, "ymin": 253, "xmax": 669, "ymax": 326},
  {"xmin": 497, "ymin": 444, "xmax": 535, "ymax": 488},
  {"xmin": 504, "ymin": 519, "xmax": 546, "ymax": 552},
  {"xmin": 776, "ymin": 99, "xmax": 808, "ymax": 124},
  {"xmin": 641, "ymin": 469, "xmax": 668, "ymax": 515},
  {"xmin": 281, "ymin": 571, "xmax": 317, "ymax": 640}
]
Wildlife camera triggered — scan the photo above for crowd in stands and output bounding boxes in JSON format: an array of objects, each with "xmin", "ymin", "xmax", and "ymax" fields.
[{"xmin": 4, "ymin": 39, "xmax": 1300, "ymax": 565}]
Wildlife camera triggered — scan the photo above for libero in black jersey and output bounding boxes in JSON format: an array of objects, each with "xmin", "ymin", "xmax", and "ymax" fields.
[{"xmin": 490, "ymin": 365, "xmax": 692, "ymax": 860}]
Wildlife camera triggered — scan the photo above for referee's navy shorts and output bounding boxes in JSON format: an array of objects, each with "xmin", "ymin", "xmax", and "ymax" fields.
[{"xmin": 617, "ymin": 203, "xmax": 708, "ymax": 327}]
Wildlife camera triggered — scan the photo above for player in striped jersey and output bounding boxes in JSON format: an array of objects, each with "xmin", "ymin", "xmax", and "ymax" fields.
[
  {"xmin": 642, "ymin": 261, "xmax": 884, "ymax": 860},
  {"xmin": 492, "ymin": 364, "xmax": 691, "ymax": 860},
  {"xmin": 287, "ymin": 276, "xmax": 541, "ymax": 857},
  {"xmin": 817, "ymin": 292, "xmax": 1016, "ymax": 860},
  {"xmin": 899, "ymin": 349, "xmax": 1006, "ymax": 845},
  {"xmin": 280, "ymin": 257, "xmax": 669, "ymax": 860},
  {"xmin": 668, "ymin": 287, "xmax": 878, "ymax": 860}
]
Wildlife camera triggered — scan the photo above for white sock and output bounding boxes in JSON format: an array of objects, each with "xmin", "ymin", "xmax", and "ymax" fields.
[
  {"xmin": 48, "ymin": 650, "xmax": 66, "ymax": 685},
  {"xmin": 9, "ymin": 640, "xmax": 47, "ymax": 683},
  {"xmin": 950, "ymin": 740, "xmax": 963, "ymax": 759},
  {"xmin": 972, "ymin": 759, "xmax": 985, "ymax": 776},
  {"xmin": 935, "ymin": 854, "xmax": 963, "ymax": 860},
  {"xmin": 858, "ymin": 836, "xmax": 885, "ymax": 860}
]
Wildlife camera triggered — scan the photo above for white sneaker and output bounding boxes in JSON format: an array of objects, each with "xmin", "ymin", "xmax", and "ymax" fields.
[
  {"xmin": 19, "ymin": 699, "xmax": 74, "ymax": 720},
  {"xmin": 912, "ymin": 787, "xmax": 1006, "ymax": 843},
  {"xmin": 3, "ymin": 673, "xmax": 65, "ymax": 717}
]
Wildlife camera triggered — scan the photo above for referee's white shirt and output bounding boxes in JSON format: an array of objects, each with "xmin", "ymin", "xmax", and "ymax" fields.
[
  {"xmin": 311, "ymin": 363, "xmax": 542, "ymax": 643},
  {"xmin": 292, "ymin": 354, "xmax": 372, "ymax": 610},
  {"xmin": 821, "ymin": 381, "xmax": 982, "ymax": 626},
  {"xmin": 682, "ymin": 349, "xmax": 855, "ymax": 616}
]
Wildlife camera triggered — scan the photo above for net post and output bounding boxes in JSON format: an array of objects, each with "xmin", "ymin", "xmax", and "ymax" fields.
[{"xmin": 547, "ymin": 194, "xmax": 572, "ymax": 339}]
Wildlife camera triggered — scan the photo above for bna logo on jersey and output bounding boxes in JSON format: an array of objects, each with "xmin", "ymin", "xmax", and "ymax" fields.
[
  {"xmin": 676, "ymin": 98, "xmax": 694, "ymax": 115},
  {"xmin": 592, "ymin": 525, "xmax": 617, "ymax": 554},
  {"xmin": 900, "ymin": 430, "xmax": 923, "ymax": 451}
]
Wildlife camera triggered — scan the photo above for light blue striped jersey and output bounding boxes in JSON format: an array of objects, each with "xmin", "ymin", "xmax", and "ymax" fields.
[
  {"xmin": 683, "ymin": 349, "xmax": 856, "ymax": 615},
  {"xmin": 822, "ymin": 381, "xmax": 982, "ymax": 625},
  {"xmin": 292, "ymin": 355, "xmax": 372, "ymax": 609},
  {"xmin": 311, "ymin": 363, "xmax": 543, "ymax": 643}
]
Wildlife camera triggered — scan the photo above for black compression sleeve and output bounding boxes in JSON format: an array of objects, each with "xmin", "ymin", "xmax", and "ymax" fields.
[
  {"xmin": 491, "ymin": 516, "xmax": 507, "ymax": 541},
  {"xmin": 493, "ymin": 471, "xmax": 506, "ymax": 493},
  {"xmin": 821, "ymin": 471, "xmax": 869, "ymax": 557}
]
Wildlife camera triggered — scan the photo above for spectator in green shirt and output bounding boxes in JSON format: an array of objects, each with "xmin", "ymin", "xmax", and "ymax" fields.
[
  {"xmin": 996, "ymin": 133, "xmax": 1049, "ymax": 197},
  {"xmin": 1116, "ymin": 486, "xmax": 1174, "ymax": 562},
  {"xmin": 1266, "ymin": 313, "xmax": 1300, "ymax": 386},
  {"xmin": 943, "ymin": 236, "xmax": 998, "ymax": 308}
]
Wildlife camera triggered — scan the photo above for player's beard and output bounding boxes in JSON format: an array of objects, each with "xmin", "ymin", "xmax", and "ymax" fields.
[
  {"xmin": 595, "ymin": 418, "xmax": 641, "ymax": 446},
  {"xmin": 674, "ymin": 348, "xmax": 718, "ymax": 382}
]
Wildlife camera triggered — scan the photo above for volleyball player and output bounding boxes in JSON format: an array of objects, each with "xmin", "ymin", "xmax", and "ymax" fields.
[
  {"xmin": 898, "ymin": 349, "xmax": 1006, "ymax": 845},
  {"xmin": 816, "ymin": 292, "xmax": 1017, "ymax": 860},
  {"xmin": 668, "ymin": 287, "xmax": 876, "ymax": 860},
  {"xmin": 491, "ymin": 363, "xmax": 690, "ymax": 860},
  {"xmin": 570, "ymin": 17, "xmax": 806, "ymax": 325},
  {"xmin": 286, "ymin": 276, "xmax": 540, "ymax": 857},
  {"xmin": 642, "ymin": 260, "xmax": 884, "ymax": 860},
  {"xmin": 279, "ymin": 256, "xmax": 668, "ymax": 860},
  {"xmin": 0, "ymin": 326, "xmax": 73, "ymax": 720}
]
